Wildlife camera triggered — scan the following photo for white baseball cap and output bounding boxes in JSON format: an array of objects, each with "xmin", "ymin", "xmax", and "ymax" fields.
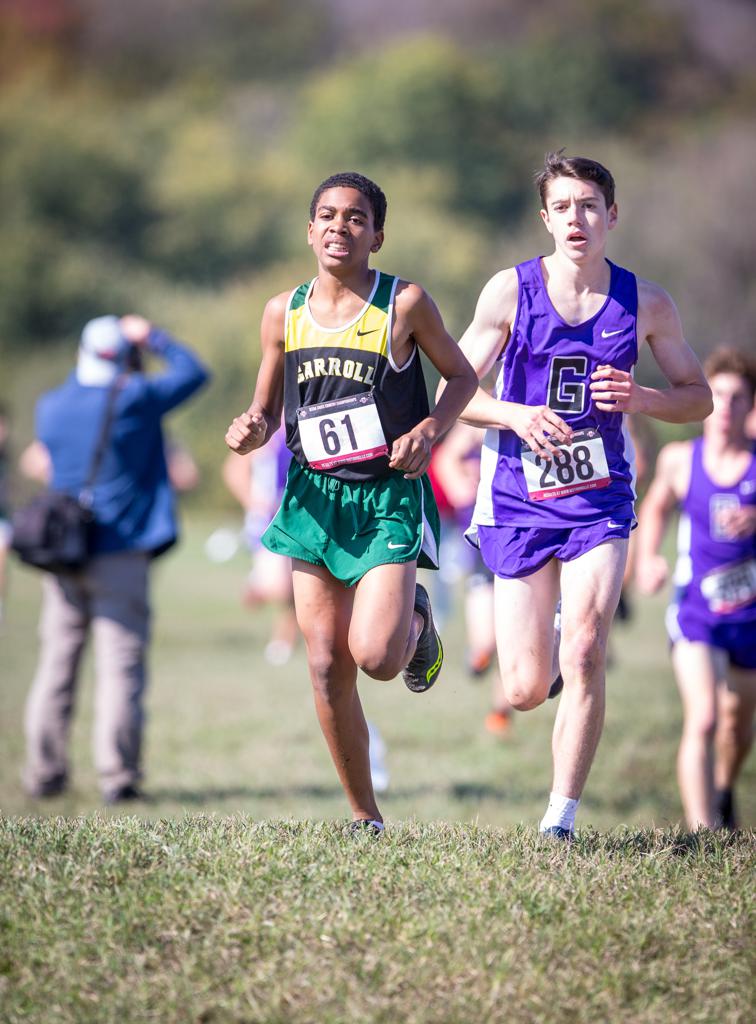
[{"xmin": 76, "ymin": 316, "xmax": 129, "ymax": 386}]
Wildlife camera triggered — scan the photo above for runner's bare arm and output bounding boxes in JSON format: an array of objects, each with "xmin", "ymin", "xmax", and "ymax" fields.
[
  {"xmin": 635, "ymin": 440, "xmax": 691, "ymax": 595},
  {"xmin": 222, "ymin": 452, "xmax": 253, "ymax": 510},
  {"xmin": 225, "ymin": 293, "xmax": 288, "ymax": 455},
  {"xmin": 388, "ymin": 282, "xmax": 477, "ymax": 480},
  {"xmin": 438, "ymin": 269, "xmax": 573, "ymax": 458},
  {"xmin": 590, "ymin": 282, "xmax": 712, "ymax": 423}
]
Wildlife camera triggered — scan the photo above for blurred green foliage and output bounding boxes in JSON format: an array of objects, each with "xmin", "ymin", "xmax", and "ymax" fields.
[{"xmin": 1, "ymin": 0, "xmax": 755, "ymax": 500}]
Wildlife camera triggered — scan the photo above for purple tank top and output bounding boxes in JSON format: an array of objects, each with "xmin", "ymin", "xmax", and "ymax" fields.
[
  {"xmin": 274, "ymin": 429, "xmax": 293, "ymax": 491},
  {"xmin": 473, "ymin": 257, "xmax": 638, "ymax": 529},
  {"xmin": 676, "ymin": 438, "xmax": 756, "ymax": 623}
]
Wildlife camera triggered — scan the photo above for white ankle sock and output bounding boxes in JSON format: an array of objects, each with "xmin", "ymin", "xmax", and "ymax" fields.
[{"xmin": 539, "ymin": 791, "xmax": 579, "ymax": 832}]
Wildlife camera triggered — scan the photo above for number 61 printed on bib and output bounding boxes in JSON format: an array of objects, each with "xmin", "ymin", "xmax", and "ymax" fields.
[{"xmin": 298, "ymin": 392, "xmax": 389, "ymax": 471}]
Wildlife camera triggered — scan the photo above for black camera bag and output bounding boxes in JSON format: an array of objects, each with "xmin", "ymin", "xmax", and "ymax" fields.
[
  {"xmin": 11, "ymin": 377, "xmax": 123, "ymax": 573},
  {"xmin": 11, "ymin": 492, "xmax": 93, "ymax": 573}
]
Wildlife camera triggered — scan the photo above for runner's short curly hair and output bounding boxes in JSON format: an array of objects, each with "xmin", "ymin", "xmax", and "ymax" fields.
[{"xmin": 310, "ymin": 172, "xmax": 387, "ymax": 231}]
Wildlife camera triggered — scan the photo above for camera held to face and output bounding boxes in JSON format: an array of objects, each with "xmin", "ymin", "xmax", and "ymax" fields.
[{"xmin": 125, "ymin": 344, "xmax": 144, "ymax": 372}]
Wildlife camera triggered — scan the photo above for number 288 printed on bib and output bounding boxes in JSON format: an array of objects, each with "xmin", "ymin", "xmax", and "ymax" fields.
[{"xmin": 520, "ymin": 427, "xmax": 611, "ymax": 501}]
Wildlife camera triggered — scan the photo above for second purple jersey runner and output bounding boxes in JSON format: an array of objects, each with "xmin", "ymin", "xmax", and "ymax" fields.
[
  {"xmin": 669, "ymin": 438, "xmax": 756, "ymax": 666},
  {"xmin": 469, "ymin": 256, "xmax": 639, "ymax": 557}
]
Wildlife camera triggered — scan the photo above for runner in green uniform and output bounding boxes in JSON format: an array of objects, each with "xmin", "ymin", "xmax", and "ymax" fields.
[{"xmin": 225, "ymin": 172, "xmax": 476, "ymax": 832}]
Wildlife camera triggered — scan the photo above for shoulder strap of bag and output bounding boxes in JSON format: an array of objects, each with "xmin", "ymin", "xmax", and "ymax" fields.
[{"xmin": 79, "ymin": 376, "xmax": 124, "ymax": 509}]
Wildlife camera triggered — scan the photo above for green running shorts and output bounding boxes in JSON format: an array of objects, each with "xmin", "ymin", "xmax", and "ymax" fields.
[{"xmin": 262, "ymin": 460, "xmax": 440, "ymax": 588}]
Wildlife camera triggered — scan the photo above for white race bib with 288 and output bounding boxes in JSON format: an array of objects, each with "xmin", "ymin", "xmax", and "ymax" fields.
[
  {"xmin": 298, "ymin": 392, "xmax": 388, "ymax": 471},
  {"xmin": 521, "ymin": 427, "xmax": 611, "ymax": 501}
]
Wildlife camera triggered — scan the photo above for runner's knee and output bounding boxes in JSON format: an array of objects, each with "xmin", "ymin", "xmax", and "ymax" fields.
[
  {"xmin": 350, "ymin": 614, "xmax": 410, "ymax": 680},
  {"xmin": 560, "ymin": 627, "xmax": 606, "ymax": 684},
  {"xmin": 352, "ymin": 643, "xmax": 403, "ymax": 681},
  {"xmin": 305, "ymin": 644, "xmax": 355, "ymax": 702},
  {"xmin": 683, "ymin": 707, "xmax": 717, "ymax": 742},
  {"xmin": 501, "ymin": 668, "xmax": 550, "ymax": 710}
]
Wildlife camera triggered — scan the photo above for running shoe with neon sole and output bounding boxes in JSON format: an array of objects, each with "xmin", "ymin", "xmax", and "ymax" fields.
[{"xmin": 402, "ymin": 583, "xmax": 444, "ymax": 693}]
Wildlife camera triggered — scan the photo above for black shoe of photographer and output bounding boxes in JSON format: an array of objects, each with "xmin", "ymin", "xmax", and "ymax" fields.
[{"xmin": 104, "ymin": 784, "xmax": 144, "ymax": 806}]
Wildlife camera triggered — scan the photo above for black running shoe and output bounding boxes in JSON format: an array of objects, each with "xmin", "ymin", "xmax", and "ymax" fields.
[
  {"xmin": 547, "ymin": 673, "xmax": 564, "ymax": 699},
  {"xmin": 25, "ymin": 776, "xmax": 67, "ymax": 799},
  {"xmin": 104, "ymin": 784, "xmax": 144, "ymax": 805},
  {"xmin": 539, "ymin": 825, "xmax": 574, "ymax": 842},
  {"xmin": 402, "ymin": 583, "xmax": 443, "ymax": 693},
  {"xmin": 715, "ymin": 788, "xmax": 738, "ymax": 831},
  {"xmin": 348, "ymin": 819, "xmax": 385, "ymax": 837},
  {"xmin": 615, "ymin": 591, "xmax": 633, "ymax": 623}
]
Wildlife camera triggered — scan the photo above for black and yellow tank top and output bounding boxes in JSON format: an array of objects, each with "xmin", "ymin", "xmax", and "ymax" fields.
[{"xmin": 283, "ymin": 270, "xmax": 430, "ymax": 480}]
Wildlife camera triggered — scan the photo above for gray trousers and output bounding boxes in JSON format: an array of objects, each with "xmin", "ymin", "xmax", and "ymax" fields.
[{"xmin": 23, "ymin": 551, "xmax": 151, "ymax": 798}]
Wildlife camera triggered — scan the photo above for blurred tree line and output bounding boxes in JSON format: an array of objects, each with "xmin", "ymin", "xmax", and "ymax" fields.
[{"xmin": 1, "ymin": 0, "xmax": 755, "ymax": 497}]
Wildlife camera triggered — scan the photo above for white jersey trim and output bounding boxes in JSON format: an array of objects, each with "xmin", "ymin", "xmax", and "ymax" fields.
[
  {"xmin": 419, "ymin": 480, "xmax": 439, "ymax": 568},
  {"xmin": 385, "ymin": 275, "xmax": 416, "ymax": 374},
  {"xmin": 304, "ymin": 270, "xmax": 380, "ymax": 334},
  {"xmin": 468, "ymin": 427, "xmax": 499, "ymax": 533},
  {"xmin": 621, "ymin": 412, "xmax": 638, "ymax": 501},
  {"xmin": 673, "ymin": 511, "xmax": 693, "ymax": 586}
]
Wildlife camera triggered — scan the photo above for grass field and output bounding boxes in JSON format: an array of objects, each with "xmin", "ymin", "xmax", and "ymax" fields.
[{"xmin": 1, "ymin": 514, "xmax": 754, "ymax": 1022}]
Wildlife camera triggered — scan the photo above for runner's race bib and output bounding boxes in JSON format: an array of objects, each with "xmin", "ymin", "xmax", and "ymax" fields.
[
  {"xmin": 521, "ymin": 427, "xmax": 611, "ymax": 501},
  {"xmin": 700, "ymin": 558, "xmax": 756, "ymax": 614},
  {"xmin": 298, "ymin": 392, "xmax": 388, "ymax": 471}
]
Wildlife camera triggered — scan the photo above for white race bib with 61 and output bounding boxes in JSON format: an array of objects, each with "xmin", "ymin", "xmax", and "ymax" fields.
[
  {"xmin": 298, "ymin": 392, "xmax": 388, "ymax": 471},
  {"xmin": 521, "ymin": 427, "xmax": 611, "ymax": 501}
]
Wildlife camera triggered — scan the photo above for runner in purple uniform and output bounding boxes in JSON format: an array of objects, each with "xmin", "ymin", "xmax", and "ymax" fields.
[
  {"xmin": 439, "ymin": 152, "xmax": 712, "ymax": 838},
  {"xmin": 636, "ymin": 348, "xmax": 756, "ymax": 830}
]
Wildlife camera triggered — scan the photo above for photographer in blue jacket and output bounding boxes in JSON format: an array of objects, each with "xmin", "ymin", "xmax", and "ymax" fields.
[{"xmin": 20, "ymin": 314, "xmax": 209, "ymax": 803}]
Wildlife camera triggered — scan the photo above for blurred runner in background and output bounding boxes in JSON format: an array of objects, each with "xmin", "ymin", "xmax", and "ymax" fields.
[
  {"xmin": 222, "ymin": 426, "xmax": 298, "ymax": 666},
  {"xmin": 636, "ymin": 347, "xmax": 756, "ymax": 830},
  {"xmin": 430, "ymin": 421, "xmax": 514, "ymax": 736}
]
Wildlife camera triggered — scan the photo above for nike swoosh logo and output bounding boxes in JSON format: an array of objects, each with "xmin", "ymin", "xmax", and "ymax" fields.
[
  {"xmin": 601, "ymin": 329, "xmax": 623, "ymax": 338},
  {"xmin": 387, "ymin": 542, "xmax": 408, "ymax": 549},
  {"xmin": 356, "ymin": 328, "xmax": 378, "ymax": 336},
  {"xmin": 607, "ymin": 521, "xmax": 624, "ymax": 529}
]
